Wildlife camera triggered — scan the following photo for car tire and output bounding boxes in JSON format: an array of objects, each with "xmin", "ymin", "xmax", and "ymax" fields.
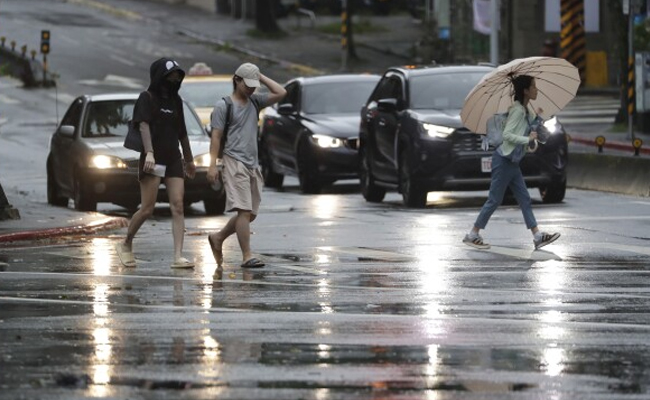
[
  {"xmin": 359, "ymin": 146, "xmax": 385, "ymax": 203},
  {"xmin": 260, "ymin": 139, "xmax": 284, "ymax": 189},
  {"xmin": 539, "ymin": 179, "xmax": 566, "ymax": 204},
  {"xmin": 47, "ymin": 162, "xmax": 68, "ymax": 207},
  {"xmin": 399, "ymin": 148, "xmax": 427, "ymax": 208},
  {"xmin": 73, "ymin": 171, "xmax": 97, "ymax": 212},
  {"xmin": 297, "ymin": 140, "xmax": 322, "ymax": 194},
  {"xmin": 204, "ymin": 193, "xmax": 226, "ymax": 215}
]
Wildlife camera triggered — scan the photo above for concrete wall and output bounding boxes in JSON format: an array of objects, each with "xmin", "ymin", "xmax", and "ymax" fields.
[{"xmin": 568, "ymin": 153, "xmax": 650, "ymax": 197}]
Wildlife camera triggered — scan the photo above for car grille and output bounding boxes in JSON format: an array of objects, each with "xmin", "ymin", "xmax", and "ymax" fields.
[
  {"xmin": 126, "ymin": 159, "xmax": 140, "ymax": 169},
  {"xmin": 452, "ymin": 128, "xmax": 490, "ymax": 153},
  {"xmin": 346, "ymin": 137, "xmax": 358, "ymax": 150}
]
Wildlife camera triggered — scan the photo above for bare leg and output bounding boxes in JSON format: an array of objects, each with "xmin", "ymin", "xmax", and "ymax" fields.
[
  {"xmin": 165, "ymin": 177, "xmax": 186, "ymax": 260},
  {"xmin": 208, "ymin": 215, "xmax": 237, "ymax": 266},
  {"xmin": 235, "ymin": 210, "xmax": 253, "ymax": 262},
  {"xmin": 123, "ymin": 175, "xmax": 160, "ymax": 251}
]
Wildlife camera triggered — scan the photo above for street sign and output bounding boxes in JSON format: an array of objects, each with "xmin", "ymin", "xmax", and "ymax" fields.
[{"xmin": 40, "ymin": 30, "xmax": 50, "ymax": 54}]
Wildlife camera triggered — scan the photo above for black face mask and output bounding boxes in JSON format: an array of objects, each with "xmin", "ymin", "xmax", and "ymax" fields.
[{"xmin": 162, "ymin": 79, "xmax": 180, "ymax": 95}]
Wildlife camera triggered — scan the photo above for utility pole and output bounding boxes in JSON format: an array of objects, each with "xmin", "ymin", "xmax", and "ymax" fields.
[
  {"xmin": 341, "ymin": 0, "xmax": 348, "ymax": 71},
  {"xmin": 625, "ymin": 0, "xmax": 642, "ymax": 141},
  {"xmin": 489, "ymin": 0, "xmax": 499, "ymax": 65}
]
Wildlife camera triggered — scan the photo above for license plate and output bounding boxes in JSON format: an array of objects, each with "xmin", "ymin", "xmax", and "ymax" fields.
[{"xmin": 481, "ymin": 157, "xmax": 492, "ymax": 173}]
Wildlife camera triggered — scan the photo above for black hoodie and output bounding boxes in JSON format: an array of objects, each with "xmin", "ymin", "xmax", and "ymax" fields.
[{"xmin": 132, "ymin": 58, "xmax": 188, "ymax": 165}]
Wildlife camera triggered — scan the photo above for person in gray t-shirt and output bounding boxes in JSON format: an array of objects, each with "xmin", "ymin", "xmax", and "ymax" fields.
[{"xmin": 207, "ymin": 63, "xmax": 286, "ymax": 269}]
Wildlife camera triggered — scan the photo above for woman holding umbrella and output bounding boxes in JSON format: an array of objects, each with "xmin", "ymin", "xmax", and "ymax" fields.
[{"xmin": 463, "ymin": 74, "xmax": 560, "ymax": 250}]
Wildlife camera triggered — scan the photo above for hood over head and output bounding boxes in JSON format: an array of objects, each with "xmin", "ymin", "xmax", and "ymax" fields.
[{"xmin": 148, "ymin": 58, "xmax": 186, "ymax": 96}]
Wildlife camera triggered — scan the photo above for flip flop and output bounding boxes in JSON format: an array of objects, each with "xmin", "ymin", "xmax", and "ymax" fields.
[
  {"xmin": 115, "ymin": 243, "xmax": 136, "ymax": 267},
  {"xmin": 240, "ymin": 257, "xmax": 265, "ymax": 269},
  {"xmin": 208, "ymin": 235, "xmax": 223, "ymax": 266},
  {"xmin": 171, "ymin": 257, "xmax": 195, "ymax": 269}
]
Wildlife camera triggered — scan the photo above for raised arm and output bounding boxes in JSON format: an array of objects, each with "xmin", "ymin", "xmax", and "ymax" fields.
[{"xmin": 259, "ymin": 73, "xmax": 287, "ymax": 105}]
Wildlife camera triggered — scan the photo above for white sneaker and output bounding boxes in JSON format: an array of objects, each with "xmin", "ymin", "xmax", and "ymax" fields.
[
  {"xmin": 534, "ymin": 232, "xmax": 560, "ymax": 250},
  {"xmin": 463, "ymin": 233, "xmax": 490, "ymax": 249}
]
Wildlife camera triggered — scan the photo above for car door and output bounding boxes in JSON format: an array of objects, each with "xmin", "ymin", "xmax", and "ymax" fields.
[
  {"xmin": 369, "ymin": 73, "xmax": 404, "ymax": 183},
  {"xmin": 51, "ymin": 98, "xmax": 84, "ymax": 194},
  {"xmin": 271, "ymin": 81, "xmax": 302, "ymax": 171}
]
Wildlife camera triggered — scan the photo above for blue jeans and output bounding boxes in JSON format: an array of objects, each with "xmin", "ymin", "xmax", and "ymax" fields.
[{"xmin": 474, "ymin": 152, "xmax": 537, "ymax": 230}]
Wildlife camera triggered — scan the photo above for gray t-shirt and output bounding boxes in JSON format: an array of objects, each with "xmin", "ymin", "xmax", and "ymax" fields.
[{"xmin": 211, "ymin": 93, "xmax": 270, "ymax": 169}]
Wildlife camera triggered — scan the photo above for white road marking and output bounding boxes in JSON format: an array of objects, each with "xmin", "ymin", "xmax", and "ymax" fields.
[
  {"xmin": 109, "ymin": 54, "xmax": 136, "ymax": 67},
  {"xmin": 0, "ymin": 94, "xmax": 20, "ymax": 104},
  {"xmin": 317, "ymin": 246, "xmax": 414, "ymax": 262}
]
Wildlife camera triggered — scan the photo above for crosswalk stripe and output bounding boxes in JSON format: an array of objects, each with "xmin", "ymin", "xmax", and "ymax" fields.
[{"xmin": 316, "ymin": 246, "xmax": 414, "ymax": 262}]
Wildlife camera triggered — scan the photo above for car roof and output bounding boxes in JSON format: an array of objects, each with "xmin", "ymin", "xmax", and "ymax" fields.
[
  {"xmin": 84, "ymin": 93, "xmax": 140, "ymax": 102},
  {"xmin": 183, "ymin": 75, "xmax": 232, "ymax": 83},
  {"xmin": 386, "ymin": 64, "xmax": 495, "ymax": 77},
  {"xmin": 288, "ymin": 73, "xmax": 381, "ymax": 86}
]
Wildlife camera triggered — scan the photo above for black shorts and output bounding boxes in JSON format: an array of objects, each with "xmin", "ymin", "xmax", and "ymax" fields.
[{"xmin": 138, "ymin": 155, "xmax": 184, "ymax": 181}]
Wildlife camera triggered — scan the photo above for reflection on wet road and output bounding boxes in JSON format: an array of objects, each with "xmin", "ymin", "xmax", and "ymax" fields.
[{"xmin": 2, "ymin": 188, "xmax": 650, "ymax": 398}]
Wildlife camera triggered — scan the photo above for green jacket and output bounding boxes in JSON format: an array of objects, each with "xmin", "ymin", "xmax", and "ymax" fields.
[{"xmin": 500, "ymin": 102, "xmax": 537, "ymax": 156}]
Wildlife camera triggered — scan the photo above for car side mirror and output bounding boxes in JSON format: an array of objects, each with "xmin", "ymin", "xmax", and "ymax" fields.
[
  {"xmin": 277, "ymin": 103, "xmax": 296, "ymax": 115},
  {"xmin": 59, "ymin": 125, "xmax": 75, "ymax": 137},
  {"xmin": 377, "ymin": 98, "xmax": 398, "ymax": 113}
]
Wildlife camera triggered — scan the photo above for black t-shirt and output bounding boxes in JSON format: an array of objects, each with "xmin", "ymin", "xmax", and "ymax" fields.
[{"xmin": 132, "ymin": 91, "xmax": 188, "ymax": 165}]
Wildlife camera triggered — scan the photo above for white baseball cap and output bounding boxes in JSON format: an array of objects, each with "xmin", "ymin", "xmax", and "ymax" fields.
[{"xmin": 235, "ymin": 63, "xmax": 261, "ymax": 88}]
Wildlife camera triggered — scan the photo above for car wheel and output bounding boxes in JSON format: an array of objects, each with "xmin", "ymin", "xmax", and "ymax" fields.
[
  {"xmin": 297, "ymin": 140, "xmax": 322, "ymax": 194},
  {"xmin": 260, "ymin": 139, "xmax": 284, "ymax": 189},
  {"xmin": 399, "ymin": 148, "xmax": 427, "ymax": 208},
  {"xmin": 204, "ymin": 193, "xmax": 226, "ymax": 215},
  {"xmin": 359, "ymin": 146, "xmax": 385, "ymax": 203},
  {"xmin": 47, "ymin": 162, "xmax": 68, "ymax": 207},
  {"xmin": 539, "ymin": 179, "xmax": 566, "ymax": 203},
  {"xmin": 73, "ymin": 171, "xmax": 97, "ymax": 212}
]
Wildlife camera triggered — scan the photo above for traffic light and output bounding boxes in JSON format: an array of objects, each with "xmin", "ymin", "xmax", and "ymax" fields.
[{"xmin": 40, "ymin": 30, "xmax": 50, "ymax": 54}]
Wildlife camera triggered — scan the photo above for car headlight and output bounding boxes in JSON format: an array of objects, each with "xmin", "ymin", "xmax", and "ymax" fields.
[
  {"xmin": 543, "ymin": 116, "xmax": 560, "ymax": 134},
  {"xmin": 194, "ymin": 153, "xmax": 212, "ymax": 167},
  {"xmin": 89, "ymin": 155, "xmax": 126, "ymax": 169},
  {"xmin": 422, "ymin": 123, "xmax": 455, "ymax": 138},
  {"xmin": 312, "ymin": 134, "xmax": 343, "ymax": 148}
]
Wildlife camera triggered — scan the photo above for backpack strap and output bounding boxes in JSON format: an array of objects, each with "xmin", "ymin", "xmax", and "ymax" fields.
[{"xmin": 222, "ymin": 96, "xmax": 233, "ymax": 138}]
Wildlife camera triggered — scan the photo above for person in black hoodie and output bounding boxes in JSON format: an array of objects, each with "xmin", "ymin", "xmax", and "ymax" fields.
[{"xmin": 116, "ymin": 58, "xmax": 196, "ymax": 268}]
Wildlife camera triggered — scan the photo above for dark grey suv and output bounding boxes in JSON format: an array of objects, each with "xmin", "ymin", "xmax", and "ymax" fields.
[{"xmin": 358, "ymin": 65, "xmax": 569, "ymax": 208}]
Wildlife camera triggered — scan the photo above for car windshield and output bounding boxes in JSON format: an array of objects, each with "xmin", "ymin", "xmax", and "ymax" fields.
[
  {"xmin": 82, "ymin": 100, "xmax": 204, "ymax": 138},
  {"xmin": 302, "ymin": 80, "xmax": 377, "ymax": 114},
  {"xmin": 180, "ymin": 80, "xmax": 232, "ymax": 108},
  {"xmin": 409, "ymin": 72, "xmax": 488, "ymax": 110}
]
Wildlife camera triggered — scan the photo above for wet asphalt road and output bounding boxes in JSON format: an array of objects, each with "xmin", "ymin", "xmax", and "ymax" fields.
[{"xmin": 2, "ymin": 183, "xmax": 650, "ymax": 399}]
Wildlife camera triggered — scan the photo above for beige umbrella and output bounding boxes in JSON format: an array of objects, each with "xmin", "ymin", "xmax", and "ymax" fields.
[{"xmin": 460, "ymin": 56, "xmax": 581, "ymax": 134}]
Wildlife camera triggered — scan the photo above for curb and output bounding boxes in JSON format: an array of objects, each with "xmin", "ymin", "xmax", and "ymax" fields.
[
  {"xmin": 571, "ymin": 136, "xmax": 650, "ymax": 156},
  {"xmin": 0, "ymin": 216, "xmax": 128, "ymax": 243},
  {"xmin": 176, "ymin": 29, "xmax": 325, "ymax": 76}
]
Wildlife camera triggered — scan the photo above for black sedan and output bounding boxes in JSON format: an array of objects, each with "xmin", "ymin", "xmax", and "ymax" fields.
[
  {"xmin": 46, "ymin": 93, "xmax": 226, "ymax": 214},
  {"xmin": 259, "ymin": 74, "xmax": 380, "ymax": 194},
  {"xmin": 359, "ymin": 65, "xmax": 569, "ymax": 208}
]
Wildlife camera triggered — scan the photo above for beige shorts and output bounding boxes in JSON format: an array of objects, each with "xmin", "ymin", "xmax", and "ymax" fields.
[{"xmin": 222, "ymin": 154, "xmax": 263, "ymax": 215}]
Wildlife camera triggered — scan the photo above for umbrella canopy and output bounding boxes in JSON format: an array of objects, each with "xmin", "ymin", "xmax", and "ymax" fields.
[{"xmin": 460, "ymin": 56, "xmax": 581, "ymax": 134}]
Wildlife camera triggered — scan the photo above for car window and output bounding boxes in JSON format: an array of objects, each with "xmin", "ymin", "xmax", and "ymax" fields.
[
  {"xmin": 60, "ymin": 98, "xmax": 83, "ymax": 130},
  {"xmin": 372, "ymin": 75, "xmax": 402, "ymax": 101},
  {"xmin": 180, "ymin": 80, "xmax": 232, "ymax": 108},
  {"xmin": 280, "ymin": 82, "xmax": 299, "ymax": 107},
  {"xmin": 409, "ymin": 72, "xmax": 487, "ymax": 110},
  {"xmin": 183, "ymin": 102, "xmax": 205, "ymax": 136},
  {"xmin": 83, "ymin": 100, "xmax": 134, "ymax": 138},
  {"xmin": 302, "ymin": 81, "xmax": 378, "ymax": 114}
]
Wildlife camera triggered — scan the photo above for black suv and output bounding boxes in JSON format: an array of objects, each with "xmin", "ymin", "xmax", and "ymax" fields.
[{"xmin": 358, "ymin": 65, "xmax": 569, "ymax": 208}]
